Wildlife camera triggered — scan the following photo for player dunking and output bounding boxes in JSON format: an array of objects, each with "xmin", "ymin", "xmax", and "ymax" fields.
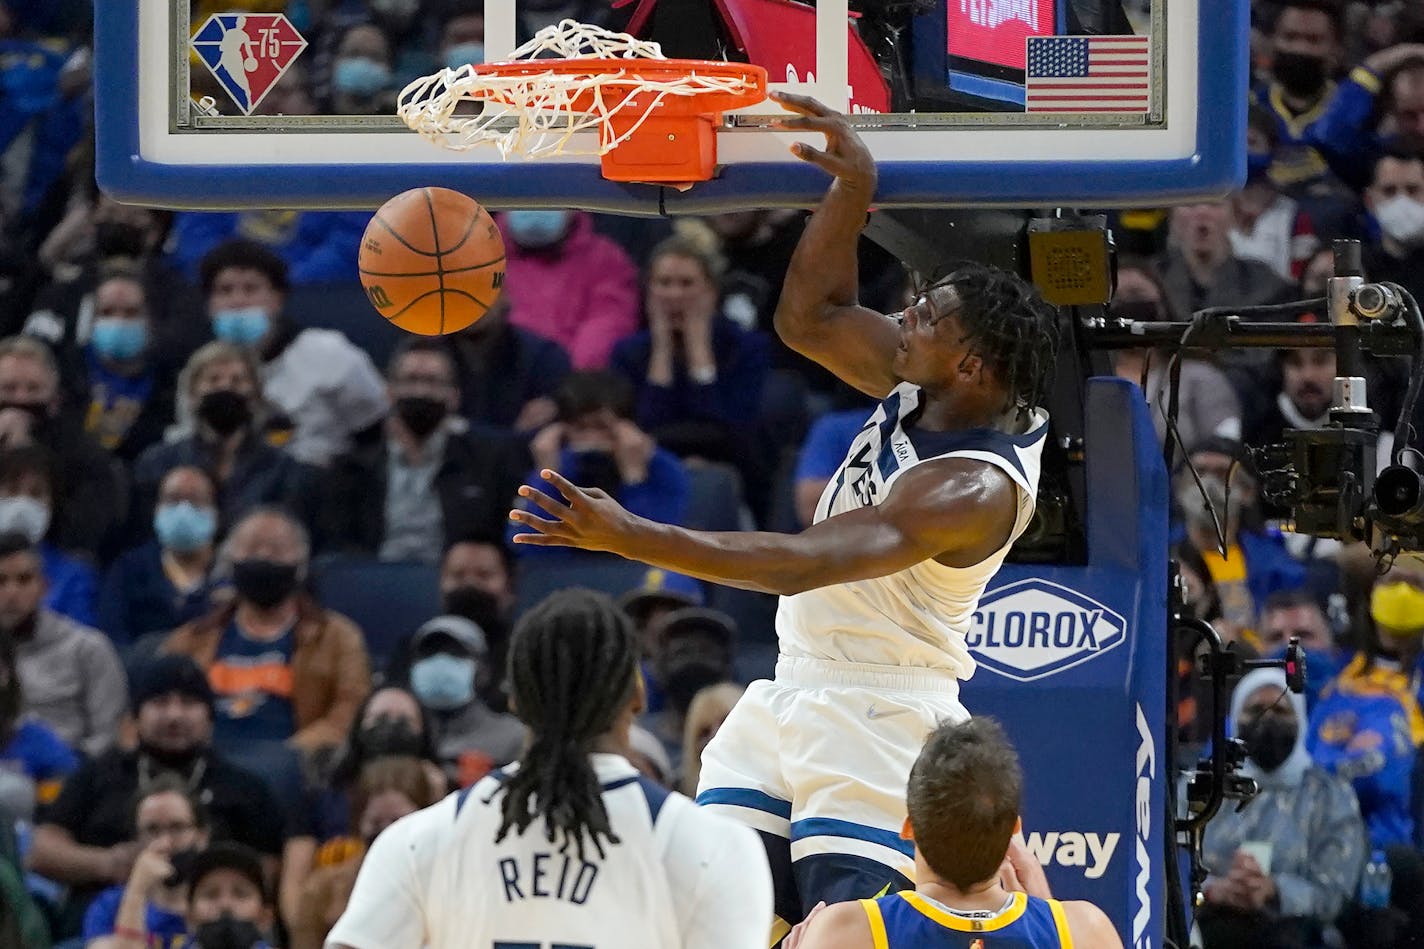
[
  {"xmin": 510, "ymin": 93, "xmax": 1058, "ymax": 937},
  {"xmin": 784, "ymin": 718, "xmax": 1122, "ymax": 948},
  {"xmin": 326, "ymin": 589, "xmax": 772, "ymax": 949}
]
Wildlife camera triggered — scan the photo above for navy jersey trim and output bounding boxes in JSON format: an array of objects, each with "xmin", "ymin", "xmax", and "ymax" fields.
[
  {"xmin": 455, "ymin": 767, "xmax": 510, "ymax": 816},
  {"xmin": 904, "ymin": 425, "xmax": 1043, "ymax": 481},
  {"xmin": 790, "ymin": 817, "xmax": 915, "ymax": 858},
  {"xmin": 636, "ymin": 776, "xmax": 671, "ymax": 823},
  {"xmin": 696, "ymin": 787, "xmax": 794, "ymax": 820}
]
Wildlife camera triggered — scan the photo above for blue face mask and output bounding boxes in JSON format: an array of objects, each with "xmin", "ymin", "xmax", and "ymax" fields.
[
  {"xmin": 506, "ymin": 210, "xmax": 573, "ymax": 249},
  {"xmin": 410, "ymin": 653, "xmax": 477, "ymax": 711},
  {"xmin": 153, "ymin": 501, "xmax": 217, "ymax": 552},
  {"xmin": 445, "ymin": 42, "xmax": 485, "ymax": 71},
  {"xmin": 212, "ymin": 307, "xmax": 271, "ymax": 346},
  {"xmin": 334, "ymin": 57, "xmax": 392, "ymax": 97},
  {"xmin": 91, "ymin": 317, "xmax": 149, "ymax": 361},
  {"xmin": 1246, "ymin": 149, "xmax": 1273, "ymax": 180}
]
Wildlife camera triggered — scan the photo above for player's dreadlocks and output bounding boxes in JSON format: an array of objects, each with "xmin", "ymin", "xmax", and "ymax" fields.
[
  {"xmin": 494, "ymin": 588, "xmax": 640, "ymax": 862},
  {"xmin": 925, "ymin": 262, "xmax": 1060, "ymax": 418}
]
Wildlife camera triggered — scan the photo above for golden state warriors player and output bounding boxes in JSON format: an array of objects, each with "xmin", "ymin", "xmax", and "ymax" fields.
[
  {"xmin": 509, "ymin": 93, "xmax": 1058, "ymax": 939},
  {"xmin": 783, "ymin": 719, "xmax": 1121, "ymax": 949}
]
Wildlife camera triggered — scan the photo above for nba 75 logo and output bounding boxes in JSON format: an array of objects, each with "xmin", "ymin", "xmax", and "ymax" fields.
[
  {"xmin": 967, "ymin": 579, "xmax": 1126, "ymax": 682},
  {"xmin": 191, "ymin": 14, "xmax": 307, "ymax": 115}
]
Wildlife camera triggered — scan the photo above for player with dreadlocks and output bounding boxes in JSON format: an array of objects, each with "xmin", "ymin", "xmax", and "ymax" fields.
[
  {"xmin": 327, "ymin": 589, "xmax": 772, "ymax": 949},
  {"xmin": 510, "ymin": 93, "xmax": 1058, "ymax": 944}
]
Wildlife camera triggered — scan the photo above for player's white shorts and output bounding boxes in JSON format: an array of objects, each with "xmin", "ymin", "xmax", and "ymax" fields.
[{"xmin": 695, "ymin": 655, "xmax": 968, "ymax": 923}]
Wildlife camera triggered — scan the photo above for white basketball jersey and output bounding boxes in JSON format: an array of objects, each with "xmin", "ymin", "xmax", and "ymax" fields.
[
  {"xmin": 776, "ymin": 381, "xmax": 1049, "ymax": 676},
  {"xmin": 326, "ymin": 753, "xmax": 772, "ymax": 949}
]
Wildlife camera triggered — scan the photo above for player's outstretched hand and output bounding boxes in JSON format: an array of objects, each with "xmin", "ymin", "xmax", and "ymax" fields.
[
  {"xmin": 771, "ymin": 92, "xmax": 877, "ymax": 197},
  {"xmin": 510, "ymin": 469, "xmax": 639, "ymax": 554}
]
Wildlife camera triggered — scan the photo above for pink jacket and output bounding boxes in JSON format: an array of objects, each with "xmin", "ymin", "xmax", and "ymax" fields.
[{"xmin": 500, "ymin": 213, "xmax": 641, "ymax": 369}]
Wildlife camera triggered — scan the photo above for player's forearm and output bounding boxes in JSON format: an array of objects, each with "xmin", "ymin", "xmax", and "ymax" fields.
[
  {"xmin": 774, "ymin": 181, "xmax": 872, "ymax": 339},
  {"xmin": 623, "ymin": 514, "xmax": 906, "ymax": 596}
]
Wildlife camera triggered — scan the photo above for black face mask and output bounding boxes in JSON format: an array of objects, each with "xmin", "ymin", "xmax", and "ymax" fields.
[
  {"xmin": 163, "ymin": 847, "xmax": 202, "ymax": 888},
  {"xmin": 231, "ymin": 559, "xmax": 301, "ymax": 609},
  {"xmin": 94, "ymin": 221, "xmax": 150, "ymax": 260},
  {"xmin": 1240, "ymin": 714, "xmax": 1299, "ymax": 772},
  {"xmin": 2, "ymin": 612, "xmax": 37, "ymax": 642},
  {"xmin": 196, "ymin": 390, "xmax": 253, "ymax": 436},
  {"xmin": 1271, "ymin": 51, "xmax": 1328, "ymax": 97},
  {"xmin": 394, "ymin": 396, "xmax": 447, "ymax": 439},
  {"xmin": 358, "ymin": 715, "xmax": 425, "ymax": 760},
  {"xmin": 193, "ymin": 915, "xmax": 263, "ymax": 949},
  {"xmin": 570, "ymin": 449, "xmax": 622, "ymax": 496},
  {"xmin": 442, "ymin": 585, "xmax": 501, "ymax": 627}
]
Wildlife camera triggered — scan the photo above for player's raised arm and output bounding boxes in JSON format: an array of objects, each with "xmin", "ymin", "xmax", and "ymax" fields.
[
  {"xmin": 771, "ymin": 93, "xmax": 903, "ymax": 399},
  {"xmin": 510, "ymin": 457, "xmax": 1017, "ymax": 594}
]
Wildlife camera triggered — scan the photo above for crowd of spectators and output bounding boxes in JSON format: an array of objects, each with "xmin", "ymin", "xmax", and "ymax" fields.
[{"xmin": 2, "ymin": 0, "xmax": 1424, "ymax": 948}]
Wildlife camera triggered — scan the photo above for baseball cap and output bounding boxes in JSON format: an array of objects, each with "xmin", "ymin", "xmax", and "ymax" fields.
[
  {"xmin": 411, "ymin": 614, "xmax": 489, "ymax": 658},
  {"xmin": 184, "ymin": 842, "xmax": 268, "ymax": 903},
  {"xmin": 618, "ymin": 569, "xmax": 704, "ymax": 622},
  {"xmin": 130, "ymin": 654, "xmax": 215, "ymax": 715}
]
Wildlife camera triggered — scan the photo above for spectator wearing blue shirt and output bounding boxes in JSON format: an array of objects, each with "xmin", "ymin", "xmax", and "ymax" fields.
[
  {"xmin": 514, "ymin": 371, "xmax": 690, "ymax": 557},
  {"xmin": 793, "ymin": 407, "xmax": 873, "ymax": 528},
  {"xmin": 100, "ymin": 465, "xmax": 220, "ymax": 652},
  {"xmin": 82, "ymin": 774, "xmax": 209, "ymax": 949},
  {"xmin": 1304, "ymin": 42, "xmax": 1424, "ymax": 192},
  {"xmin": 0, "ymin": 631, "xmax": 76, "ymax": 822},
  {"xmin": 109, "ymin": 841, "xmax": 276, "ymax": 949},
  {"xmin": 0, "ymin": 444, "xmax": 96, "ymax": 626},
  {"xmin": 77, "ymin": 269, "xmax": 177, "ymax": 464},
  {"xmin": 165, "ymin": 210, "xmax": 368, "ymax": 288}
]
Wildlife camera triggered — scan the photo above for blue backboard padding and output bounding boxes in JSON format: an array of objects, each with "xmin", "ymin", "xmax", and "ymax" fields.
[
  {"xmin": 965, "ymin": 378, "xmax": 1167, "ymax": 945},
  {"xmin": 96, "ymin": 0, "xmax": 1246, "ymax": 210}
]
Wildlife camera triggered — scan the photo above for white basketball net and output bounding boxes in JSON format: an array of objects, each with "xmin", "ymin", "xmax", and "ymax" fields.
[{"xmin": 396, "ymin": 19, "xmax": 758, "ymax": 160}]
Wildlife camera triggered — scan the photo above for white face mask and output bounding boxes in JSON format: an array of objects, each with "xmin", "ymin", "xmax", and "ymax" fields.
[
  {"xmin": 1374, "ymin": 194, "xmax": 1424, "ymax": 248},
  {"xmin": 0, "ymin": 496, "xmax": 50, "ymax": 544}
]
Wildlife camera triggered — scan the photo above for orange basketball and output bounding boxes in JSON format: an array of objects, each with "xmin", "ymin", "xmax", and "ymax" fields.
[{"xmin": 358, "ymin": 188, "xmax": 506, "ymax": 336}]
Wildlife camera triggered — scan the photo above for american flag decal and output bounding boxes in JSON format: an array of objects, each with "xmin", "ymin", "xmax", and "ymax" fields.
[{"xmin": 1025, "ymin": 35, "xmax": 1150, "ymax": 113}]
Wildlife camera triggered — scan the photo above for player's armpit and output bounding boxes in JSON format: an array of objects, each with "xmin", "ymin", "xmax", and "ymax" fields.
[
  {"xmin": 874, "ymin": 458, "xmax": 1019, "ymax": 568},
  {"xmin": 788, "ymin": 901, "xmax": 878, "ymax": 949},
  {"xmin": 1061, "ymin": 900, "xmax": 1126, "ymax": 949}
]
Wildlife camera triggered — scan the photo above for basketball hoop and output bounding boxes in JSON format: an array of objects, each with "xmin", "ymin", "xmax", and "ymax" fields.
[{"xmin": 397, "ymin": 20, "xmax": 767, "ymax": 185}]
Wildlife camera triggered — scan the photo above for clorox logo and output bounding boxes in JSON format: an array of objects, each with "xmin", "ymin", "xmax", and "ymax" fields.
[
  {"xmin": 191, "ymin": 14, "xmax": 307, "ymax": 115},
  {"xmin": 967, "ymin": 579, "xmax": 1126, "ymax": 681}
]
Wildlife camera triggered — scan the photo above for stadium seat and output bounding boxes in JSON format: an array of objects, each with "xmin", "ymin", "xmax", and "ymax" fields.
[
  {"xmin": 285, "ymin": 282, "xmax": 406, "ymax": 369},
  {"xmin": 512, "ymin": 553, "xmax": 654, "ymax": 618},
  {"xmin": 313, "ymin": 556, "xmax": 441, "ymax": 667},
  {"xmin": 683, "ymin": 462, "xmax": 749, "ymax": 533}
]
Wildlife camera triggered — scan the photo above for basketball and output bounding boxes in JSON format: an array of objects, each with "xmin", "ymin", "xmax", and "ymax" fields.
[{"xmin": 358, "ymin": 187, "xmax": 506, "ymax": 336}]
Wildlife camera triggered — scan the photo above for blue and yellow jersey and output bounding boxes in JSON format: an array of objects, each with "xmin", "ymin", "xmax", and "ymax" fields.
[{"xmin": 861, "ymin": 891, "xmax": 1073, "ymax": 948}]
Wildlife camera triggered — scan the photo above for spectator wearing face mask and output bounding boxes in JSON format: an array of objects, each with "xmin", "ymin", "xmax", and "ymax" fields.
[
  {"xmin": 199, "ymin": 240, "xmax": 388, "ymax": 467},
  {"xmin": 289, "ymin": 756, "xmax": 440, "ymax": 949},
  {"xmin": 161, "ymin": 508, "xmax": 371, "ymax": 758},
  {"xmin": 82, "ymin": 776, "xmax": 212, "ymax": 949},
  {"xmin": 1362, "ymin": 149, "xmax": 1424, "ymax": 304},
  {"xmin": 514, "ymin": 371, "xmax": 690, "ymax": 558},
  {"xmin": 29, "ymin": 656, "xmax": 286, "ymax": 931},
  {"xmin": 498, "ymin": 210, "xmax": 640, "ymax": 369},
  {"xmin": 406, "ymin": 615, "xmax": 525, "ymax": 786},
  {"xmin": 1230, "ymin": 104, "xmax": 1319, "ymax": 282},
  {"xmin": 100, "ymin": 465, "xmax": 221, "ymax": 652},
  {"xmin": 1109, "ymin": 258, "xmax": 1243, "ymax": 452},
  {"xmin": 1248, "ymin": 1, "xmax": 1358, "ymax": 232},
  {"xmin": 27, "ymin": 195, "xmax": 204, "ymax": 375},
  {"xmin": 642, "ymin": 608, "xmax": 737, "ymax": 763},
  {"xmin": 1, "ymin": 532, "xmax": 126, "ymax": 758},
  {"xmin": 1199, "ymin": 668, "xmax": 1366, "ymax": 949},
  {"xmin": 0, "ymin": 445, "xmax": 97, "ymax": 625},
  {"xmin": 113, "ymin": 842, "xmax": 278, "ymax": 949},
  {"xmin": 1308, "ymin": 552, "xmax": 1424, "ymax": 850},
  {"xmin": 133, "ymin": 342, "xmax": 316, "ymax": 546},
  {"xmin": 0, "ymin": 335, "xmax": 126, "ymax": 557},
  {"xmin": 324, "ymin": 22, "xmax": 399, "ymax": 117},
  {"xmin": 74, "ymin": 268, "xmax": 178, "ymax": 463},
  {"xmin": 321, "ymin": 339, "xmax": 527, "ymax": 564},
  {"xmin": 438, "ymin": 3, "xmax": 485, "ymax": 75}
]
